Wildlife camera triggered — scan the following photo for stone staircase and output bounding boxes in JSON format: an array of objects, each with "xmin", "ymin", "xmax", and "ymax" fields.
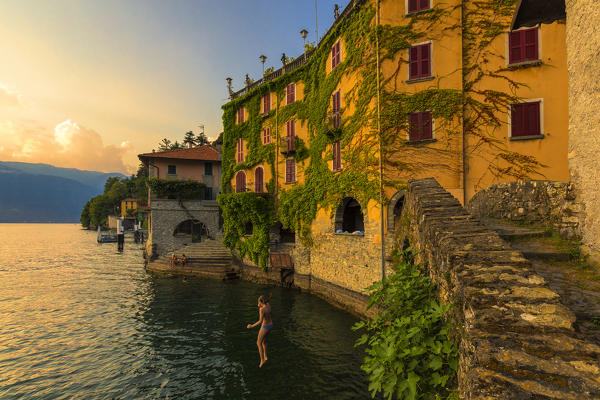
[
  {"xmin": 148, "ymin": 238, "xmax": 239, "ymax": 280},
  {"xmin": 483, "ymin": 218, "xmax": 600, "ymax": 344}
]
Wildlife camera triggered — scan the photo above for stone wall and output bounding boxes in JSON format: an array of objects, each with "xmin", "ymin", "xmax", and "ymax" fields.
[
  {"xmin": 147, "ymin": 199, "xmax": 220, "ymax": 256},
  {"xmin": 467, "ymin": 180, "xmax": 583, "ymax": 239},
  {"xmin": 400, "ymin": 178, "xmax": 600, "ymax": 399},
  {"xmin": 567, "ymin": 0, "xmax": 600, "ymax": 262}
]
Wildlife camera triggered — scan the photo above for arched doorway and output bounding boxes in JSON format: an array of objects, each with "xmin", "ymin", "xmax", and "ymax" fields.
[
  {"xmin": 235, "ymin": 171, "xmax": 246, "ymax": 193},
  {"xmin": 387, "ymin": 191, "xmax": 406, "ymax": 232},
  {"xmin": 255, "ymin": 167, "xmax": 264, "ymax": 193},
  {"xmin": 173, "ymin": 219, "xmax": 207, "ymax": 242},
  {"xmin": 334, "ymin": 197, "xmax": 365, "ymax": 233}
]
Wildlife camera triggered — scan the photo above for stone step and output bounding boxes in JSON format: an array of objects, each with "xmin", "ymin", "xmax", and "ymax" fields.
[
  {"xmin": 482, "ymin": 219, "xmax": 549, "ymax": 240},
  {"xmin": 511, "ymin": 241, "xmax": 573, "ymax": 262}
]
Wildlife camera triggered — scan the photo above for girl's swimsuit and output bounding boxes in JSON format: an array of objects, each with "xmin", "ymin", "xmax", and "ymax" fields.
[{"xmin": 261, "ymin": 324, "xmax": 273, "ymax": 331}]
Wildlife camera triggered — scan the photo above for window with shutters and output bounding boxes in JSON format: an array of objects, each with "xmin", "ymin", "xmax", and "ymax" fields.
[
  {"xmin": 235, "ymin": 171, "xmax": 246, "ymax": 193},
  {"xmin": 332, "ymin": 90, "xmax": 341, "ymax": 129},
  {"xmin": 286, "ymin": 83, "xmax": 295, "ymax": 105},
  {"xmin": 332, "ymin": 140, "xmax": 342, "ymax": 172},
  {"xmin": 407, "ymin": 0, "xmax": 431, "ymax": 14},
  {"xmin": 254, "ymin": 167, "xmax": 264, "ymax": 193},
  {"xmin": 511, "ymin": 101, "xmax": 541, "ymax": 138},
  {"xmin": 408, "ymin": 43, "xmax": 432, "ymax": 80},
  {"xmin": 509, "ymin": 27, "xmax": 539, "ymax": 65},
  {"xmin": 286, "ymin": 120, "xmax": 295, "ymax": 151},
  {"xmin": 285, "ymin": 159, "xmax": 296, "ymax": 183},
  {"xmin": 408, "ymin": 111, "xmax": 433, "ymax": 141},
  {"xmin": 262, "ymin": 94, "xmax": 271, "ymax": 114},
  {"xmin": 236, "ymin": 138, "xmax": 244, "ymax": 163},
  {"xmin": 237, "ymin": 107, "xmax": 245, "ymax": 123},
  {"xmin": 262, "ymin": 127, "xmax": 271, "ymax": 145},
  {"xmin": 331, "ymin": 40, "xmax": 341, "ymax": 69}
]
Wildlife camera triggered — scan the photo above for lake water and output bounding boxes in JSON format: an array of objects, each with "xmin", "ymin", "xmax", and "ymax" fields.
[{"xmin": 0, "ymin": 224, "xmax": 370, "ymax": 399}]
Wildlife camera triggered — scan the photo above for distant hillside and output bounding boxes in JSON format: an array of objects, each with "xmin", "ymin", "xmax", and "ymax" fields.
[
  {"xmin": 0, "ymin": 162, "xmax": 125, "ymax": 222},
  {"xmin": 0, "ymin": 161, "xmax": 126, "ymax": 193}
]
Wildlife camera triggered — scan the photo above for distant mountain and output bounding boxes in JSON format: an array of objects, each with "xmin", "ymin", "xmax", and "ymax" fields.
[
  {"xmin": 0, "ymin": 161, "xmax": 126, "ymax": 193},
  {"xmin": 0, "ymin": 162, "xmax": 125, "ymax": 223}
]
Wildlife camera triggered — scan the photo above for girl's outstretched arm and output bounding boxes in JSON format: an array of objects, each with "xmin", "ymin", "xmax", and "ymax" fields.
[{"xmin": 246, "ymin": 308, "xmax": 263, "ymax": 329}]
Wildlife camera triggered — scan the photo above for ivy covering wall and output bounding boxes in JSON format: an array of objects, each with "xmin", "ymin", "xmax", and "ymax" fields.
[{"xmin": 219, "ymin": 0, "xmax": 540, "ymax": 268}]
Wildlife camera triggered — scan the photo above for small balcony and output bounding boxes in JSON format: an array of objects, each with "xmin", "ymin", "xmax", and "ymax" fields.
[{"xmin": 280, "ymin": 137, "xmax": 296, "ymax": 155}]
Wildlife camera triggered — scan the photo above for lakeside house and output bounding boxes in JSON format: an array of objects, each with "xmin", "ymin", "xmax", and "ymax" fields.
[
  {"xmin": 138, "ymin": 145, "xmax": 223, "ymax": 257},
  {"xmin": 218, "ymin": 0, "xmax": 568, "ymax": 295}
]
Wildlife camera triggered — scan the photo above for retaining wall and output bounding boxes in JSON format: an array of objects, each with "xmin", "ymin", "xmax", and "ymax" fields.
[
  {"xmin": 401, "ymin": 178, "xmax": 600, "ymax": 399},
  {"xmin": 468, "ymin": 180, "xmax": 583, "ymax": 239}
]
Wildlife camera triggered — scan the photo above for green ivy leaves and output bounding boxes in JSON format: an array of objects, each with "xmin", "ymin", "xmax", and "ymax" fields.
[{"xmin": 353, "ymin": 250, "xmax": 458, "ymax": 400}]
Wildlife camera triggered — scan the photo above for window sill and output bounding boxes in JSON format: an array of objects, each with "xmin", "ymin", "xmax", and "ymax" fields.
[
  {"xmin": 406, "ymin": 8, "xmax": 433, "ymax": 17},
  {"xmin": 334, "ymin": 232, "xmax": 365, "ymax": 237},
  {"xmin": 510, "ymin": 134, "xmax": 545, "ymax": 141},
  {"xmin": 406, "ymin": 76, "xmax": 435, "ymax": 84},
  {"xmin": 284, "ymin": 181, "xmax": 297, "ymax": 185},
  {"xmin": 405, "ymin": 138, "xmax": 437, "ymax": 145},
  {"xmin": 507, "ymin": 59, "xmax": 542, "ymax": 70},
  {"xmin": 332, "ymin": 168, "xmax": 343, "ymax": 173}
]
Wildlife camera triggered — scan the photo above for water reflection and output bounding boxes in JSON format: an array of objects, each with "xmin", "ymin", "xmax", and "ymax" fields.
[{"xmin": 0, "ymin": 224, "xmax": 370, "ymax": 399}]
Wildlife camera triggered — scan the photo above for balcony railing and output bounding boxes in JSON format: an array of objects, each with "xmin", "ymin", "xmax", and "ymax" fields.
[{"xmin": 280, "ymin": 136, "xmax": 296, "ymax": 154}]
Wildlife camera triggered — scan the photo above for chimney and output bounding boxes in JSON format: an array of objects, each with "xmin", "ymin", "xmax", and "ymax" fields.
[{"xmin": 152, "ymin": 149, "xmax": 155, "ymax": 153}]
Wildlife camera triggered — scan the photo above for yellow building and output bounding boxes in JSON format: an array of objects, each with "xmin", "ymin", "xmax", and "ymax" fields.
[
  {"xmin": 121, "ymin": 198, "xmax": 138, "ymax": 218},
  {"xmin": 219, "ymin": 0, "xmax": 568, "ymax": 295}
]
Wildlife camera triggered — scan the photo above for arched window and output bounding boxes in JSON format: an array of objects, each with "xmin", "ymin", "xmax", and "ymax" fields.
[
  {"xmin": 255, "ymin": 167, "xmax": 264, "ymax": 193},
  {"xmin": 235, "ymin": 171, "xmax": 246, "ymax": 193},
  {"xmin": 334, "ymin": 197, "xmax": 364, "ymax": 234}
]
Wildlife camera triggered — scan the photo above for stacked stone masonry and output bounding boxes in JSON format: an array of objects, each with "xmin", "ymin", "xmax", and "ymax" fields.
[
  {"xmin": 467, "ymin": 180, "xmax": 583, "ymax": 240},
  {"xmin": 567, "ymin": 0, "xmax": 600, "ymax": 263},
  {"xmin": 401, "ymin": 178, "xmax": 600, "ymax": 400},
  {"xmin": 147, "ymin": 199, "xmax": 220, "ymax": 257}
]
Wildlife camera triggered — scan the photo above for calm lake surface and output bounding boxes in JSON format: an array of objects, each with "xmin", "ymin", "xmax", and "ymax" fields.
[{"xmin": 0, "ymin": 224, "xmax": 370, "ymax": 399}]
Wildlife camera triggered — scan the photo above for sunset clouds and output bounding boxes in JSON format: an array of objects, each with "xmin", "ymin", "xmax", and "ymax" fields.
[
  {"xmin": 0, "ymin": 119, "xmax": 136, "ymax": 173},
  {"xmin": 0, "ymin": 84, "xmax": 22, "ymax": 108}
]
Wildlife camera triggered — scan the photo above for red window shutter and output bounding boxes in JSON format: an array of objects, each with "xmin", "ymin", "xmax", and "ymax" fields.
[
  {"xmin": 422, "ymin": 111, "xmax": 433, "ymax": 140},
  {"xmin": 419, "ymin": 0, "xmax": 430, "ymax": 10},
  {"xmin": 236, "ymin": 172, "xmax": 246, "ymax": 193},
  {"xmin": 263, "ymin": 94, "xmax": 270, "ymax": 113},
  {"xmin": 287, "ymin": 83, "xmax": 295, "ymax": 104},
  {"xmin": 420, "ymin": 44, "xmax": 431, "ymax": 78},
  {"xmin": 524, "ymin": 29, "xmax": 538, "ymax": 61},
  {"xmin": 409, "ymin": 113, "xmax": 419, "ymax": 140},
  {"xmin": 333, "ymin": 91, "xmax": 341, "ymax": 128},
  {"xmin": 526, "ymin": 102, "xmax": 540, "ymax": 135},
  {"xmin": 332, "ymin": 44, "xmax": 337, "ymax": 69},
  {"xmin": 408, "ymin": 0, "xmax": 418, "ymax": 13},
  {"xmin": 332, "ymin": 140, "xmax": 341, "ymax": 171},
  {"xmin": 255, "ymin": 168, "xmax": 263, "ymax": 193},
  {"xmin": 509, "ymin": 31, "xmax": 522, "ymax": 64},
  {"xmin": 287, "ymin": 120, "xmax": 295, "ymax": 151},
  {"xmin": 511, "ymin": 104, "xmax": 524, "ymax": 136},
  {"xmin": 409, "ymin": 47, "xmax": 419, "ymax": 79},
  {"xmin": 286, "ymin": 159, "xmax": 295, "ymax": 183},
  {"xmin": 335, "ymin": 42, "xmax": 341, "ymax": 66}
]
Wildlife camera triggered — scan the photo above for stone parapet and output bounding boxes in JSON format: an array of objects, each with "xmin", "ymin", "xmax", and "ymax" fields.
[
  {"xmin": 468, "ymin": 180, "xmax": 582, "ymax": 240},
  {"xmin": 403, "ymin": 178, "xmax": 600, "ymax": 399},
  {"xmin": 148, "ymin": 199, "xmax": 220, "ymax": 257}
]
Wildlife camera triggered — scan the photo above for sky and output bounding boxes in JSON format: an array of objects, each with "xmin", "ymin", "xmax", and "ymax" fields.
[{"xmin": 0, "ymin": 0, "xmax": 349, "ymax": 174}]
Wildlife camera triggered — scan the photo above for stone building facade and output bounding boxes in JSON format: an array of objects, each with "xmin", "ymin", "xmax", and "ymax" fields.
[
  {"xmin": 146, "ymin": 199, "xmax": 220, "ymax": 257},
  {"xmin": 566, "ymin": 0, "xmax": 600, "ymax": 262}
]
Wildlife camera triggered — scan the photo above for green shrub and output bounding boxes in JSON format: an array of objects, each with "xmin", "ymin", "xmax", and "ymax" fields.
[
  {"xmin": 147, "ymin": 177, "xmax": 206, "ymax": 199},
  {"xmin": 353, "ymin": 250, "xmax": 458, "ymax": 400}
]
